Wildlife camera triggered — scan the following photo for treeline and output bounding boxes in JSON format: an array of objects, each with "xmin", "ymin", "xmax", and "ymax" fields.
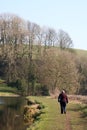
[{"xmin": 0, "ymin": 13, "xmax": 87, "ymax": 95}]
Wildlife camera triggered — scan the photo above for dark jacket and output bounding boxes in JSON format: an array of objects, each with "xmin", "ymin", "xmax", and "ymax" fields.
[{"xmin": 58, "ymin": 92, "xmax": 68, "ymax": 103}]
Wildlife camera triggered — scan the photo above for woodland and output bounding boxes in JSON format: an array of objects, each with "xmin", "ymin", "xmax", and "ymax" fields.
[{"xmin": 0, "ymin": 13, "xmax": 87, "ymax": 96}]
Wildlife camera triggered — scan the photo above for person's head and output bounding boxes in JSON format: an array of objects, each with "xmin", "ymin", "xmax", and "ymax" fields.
[{"xmin": 62, "ymin": 90, "xmax": 65, "ymax": 93}]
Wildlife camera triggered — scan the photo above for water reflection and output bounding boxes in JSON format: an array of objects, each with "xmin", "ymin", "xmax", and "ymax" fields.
[{"xmin": 0, "ymin": 97, "xmax": 28, "ymax": 130}]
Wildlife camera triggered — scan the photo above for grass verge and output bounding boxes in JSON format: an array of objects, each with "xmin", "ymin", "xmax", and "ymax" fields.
[{"xmin": 27, "ymin": 96, "xmax": 87, "ymax": 130}]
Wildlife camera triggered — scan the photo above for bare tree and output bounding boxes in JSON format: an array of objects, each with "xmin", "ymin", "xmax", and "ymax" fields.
[
  {"xmin": 36, "ymin": 49, "xmax": 79, "ymax": 94},
  {"xmin": 58, "ymin": 29, "xmax": 73, "ymax": 49},
  {"xmin": 0, "ymin": 13, "xmax": 28, "ymax": 83},
  {"xmin": 45, "ymin": 28, "xmax": 57, "ymax": 47}
]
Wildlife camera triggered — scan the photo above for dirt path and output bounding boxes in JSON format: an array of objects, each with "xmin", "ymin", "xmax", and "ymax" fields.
[{"xmin": 65, "ymin": 113, "xmax": 72, "ymax": 130}]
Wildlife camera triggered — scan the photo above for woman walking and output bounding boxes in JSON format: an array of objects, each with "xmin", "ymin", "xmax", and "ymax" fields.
[{"xmin": 58, "ymin": 90, "xmax": 68, "ymax": 114}]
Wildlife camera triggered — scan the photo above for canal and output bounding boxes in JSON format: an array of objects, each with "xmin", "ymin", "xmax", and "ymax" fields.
[{"xmin": 0, "ymin": 96, "xmax": 29, "ymax": 130}]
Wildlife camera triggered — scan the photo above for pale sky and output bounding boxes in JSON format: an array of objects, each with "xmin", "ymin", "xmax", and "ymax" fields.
[{"xmin": 0, "ymin": 0, "xmax": 87, "ymax": 50}]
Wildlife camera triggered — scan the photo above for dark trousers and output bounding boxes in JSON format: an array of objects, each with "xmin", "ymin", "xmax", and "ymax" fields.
[{"xmin": 60, "ymin": 102, "xmax": 66, "ymax": 114}]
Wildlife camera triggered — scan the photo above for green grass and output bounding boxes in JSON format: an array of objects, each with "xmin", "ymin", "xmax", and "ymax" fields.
[
  {"xmin": 0, "ymin": 83, "xmax": 18, "ymax": 95},
  {"xmin": 0, "ymin": 86, "xmax": 17, "ymax": 93},
  {"xmin": 67, "ymin": 103, "xmax": 87, "ymax": 130},
  {"xmin": 27, "ymin": 96, "xmax": 87, "ymax": 130},
  {"xmin": 27, "ymin": 96, "xmax": 65, "ymax": 130}
]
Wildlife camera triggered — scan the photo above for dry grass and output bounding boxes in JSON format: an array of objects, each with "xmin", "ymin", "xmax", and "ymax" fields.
[
  {"xmin": 0, "ymin": 92, "xmax": 19, "ymax": 97},
  {"xmin": 68, "ymin": 95, "xmax": 87, "ymax": 104}
]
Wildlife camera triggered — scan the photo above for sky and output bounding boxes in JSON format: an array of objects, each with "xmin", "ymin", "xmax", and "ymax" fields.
[{"xmin": 0, "ymin": 0, "xmax": 87, "ymax": 50}]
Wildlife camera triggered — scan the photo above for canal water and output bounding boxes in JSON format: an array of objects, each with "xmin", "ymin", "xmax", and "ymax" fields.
[{"xmin": 0, "ymin": 96, "xmax": 29, "ymax": 130}]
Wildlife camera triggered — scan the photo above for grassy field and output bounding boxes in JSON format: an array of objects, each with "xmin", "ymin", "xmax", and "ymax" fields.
[{"xmin": 27, "ymin": 96, "xmax": 87, "ymax": 130}]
